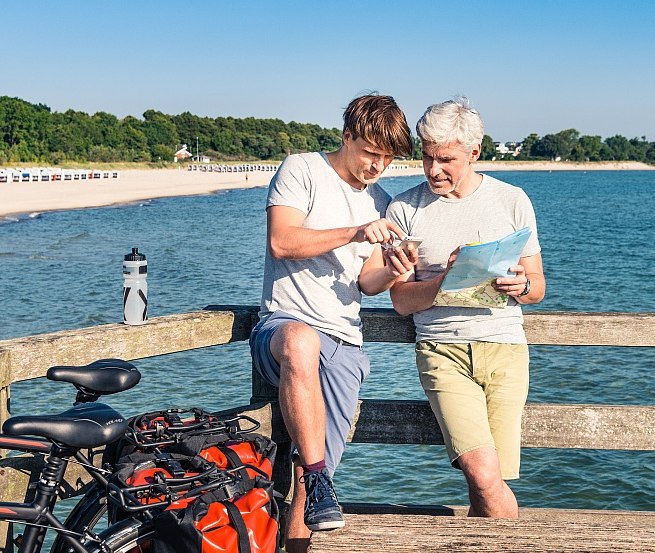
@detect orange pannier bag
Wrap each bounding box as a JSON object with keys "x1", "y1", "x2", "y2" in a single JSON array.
[
  {"x1": 152, "y1": 476, "x2": 279, "y2": 553},
  {"x1": 105, "y1": 408, "x2": 276, "y2": 483},
  {"x1": 166, "y1": 431, "x2": 276, "y2": 482}
]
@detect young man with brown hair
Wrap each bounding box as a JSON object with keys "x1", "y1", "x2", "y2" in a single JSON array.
[{"x1": 250, "y1": 94, "x2": 415, "y2": 549}]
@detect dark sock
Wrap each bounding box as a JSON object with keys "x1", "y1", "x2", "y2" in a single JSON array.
[{"x1": 302, "y1": 460, "x2": 326, "y2": 474}]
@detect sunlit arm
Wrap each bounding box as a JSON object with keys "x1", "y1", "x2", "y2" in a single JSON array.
[
  {"x1": 494, "y1": 253, "x2": 546, "y2": 305},
  {"x1": 358, "y1": 246, "x2": 417, "y2": 296},
  {"x1": 516, "y1": 253, "x2": 546, "y2": 304},
  {"x1": 268, "y1": 206, "x2": 409, "y2": 260},
  {"x1": 389, "y1": 272, "x2": 446, "y2": 316},
  {"x1": 267, "y1": 205, "x2": 359, "y2": 259}
]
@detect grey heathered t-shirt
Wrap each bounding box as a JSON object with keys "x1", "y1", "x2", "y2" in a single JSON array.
[
  {"x1": 386, "y1": 174, "x2": 541, "y2": 344},
  {"x1": 259, "y1": 152, "x2": 391, "y2": 346}
]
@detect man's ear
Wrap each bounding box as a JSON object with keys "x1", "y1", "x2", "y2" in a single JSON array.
[
  {"x1": 342, "y1": 129, "x2": 352, "y2": 145},
  {"x1": 470, "y1": 144, "x2": 482, "y2": 162}
]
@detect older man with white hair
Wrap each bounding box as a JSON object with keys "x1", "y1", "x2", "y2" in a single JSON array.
[{"x1": 387, "y1": 96, "x2": 546, "y2": 518}]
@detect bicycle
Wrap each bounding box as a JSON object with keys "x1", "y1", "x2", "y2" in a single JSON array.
[
  {"x1": 0, "y1": 358, "x2": 159, "y2": 553},
  {"x1": 1, "y1": 359, "x2": 278, "y2": 553}
]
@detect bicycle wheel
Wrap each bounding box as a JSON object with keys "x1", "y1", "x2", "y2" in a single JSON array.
[
  {"x1": 85, "y1": 519, "x2": 154, "y2": 553},
  {"x1": 50, "y1": 483, "x2": 108, "y2": 553}
]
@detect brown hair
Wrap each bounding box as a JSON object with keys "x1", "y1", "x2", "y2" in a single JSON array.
[{"x1": 342, "y1": 94, "x2": 413, "y2": 158}]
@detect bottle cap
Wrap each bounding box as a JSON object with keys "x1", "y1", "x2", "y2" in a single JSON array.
[{"x1": 124, "y1": 247, "x2": 146, "y2": 261}]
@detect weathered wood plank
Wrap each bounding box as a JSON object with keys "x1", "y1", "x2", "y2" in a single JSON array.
[
  {"x1": 308, "y1": 511, "x2": 655, "y2": 552},
  {"x1": 0, "y1": 350, "x2": 10, "y2": 432},
  {"x1": 210, "y1": 399, "x2": 655, "y2": 451},
  {"x1": 521, "y1": 403, "x2": 655, "y2": 449},
  {"x1": 341, "y1": 503, "x2": 655, "y2": 521},
  {"x1": 2, "y1": 309, "x2": 654, "y2": 387},
  {"x1": 348, "y1": 400, "x2": 655, "y2": 450},
  {"x1": 523, "y1": 311, "x2": 655, "y2": 346},
  {"x1": 359, "y1": 308, "x2": 655, "y2": 346},
  {"x1": 0, "y1": 308, "x2": 257, "y2": 384},
  {"x1": 0, "y1": 452, "x2": 95, "y2": 503}
]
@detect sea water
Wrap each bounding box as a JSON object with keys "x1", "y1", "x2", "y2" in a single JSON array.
[{"x1": 1, "y1": 171, "x2": 654, "y2": 512}]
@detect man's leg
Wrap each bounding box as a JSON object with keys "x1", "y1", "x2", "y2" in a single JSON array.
[
  {"x1": 268, "y1": 321, "x2": 346, "y2": 539},
  {"x1": 251, "y1": 315, "x2": 366, "y2": 546},
  {"x1": 250, "y1": 316, "x2": 325, "y2": 546},
  {"x1": 270, "y1": 321, "x2": 325, "y2": 466},
  {"x1": 459, "y1": 343, "x2": 529, "y2": 518},
  {"x1": 456, "y1": 446, "x2": 519, "y2": 518},
  {"x1": 284, "y1": 463, "x2": 310, "y2": 553}
]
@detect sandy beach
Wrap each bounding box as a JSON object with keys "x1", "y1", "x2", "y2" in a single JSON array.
[{"x1": 0, "y1": 161, "x2": 652, "y2": 220}]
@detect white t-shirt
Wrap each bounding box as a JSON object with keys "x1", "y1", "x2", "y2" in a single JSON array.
[
  {"x1": 259, "y1": 152, "x2": 391, "y2": 345},
  {"x1": 386, "y1": 174, "x2": 541, "y2": 344}
]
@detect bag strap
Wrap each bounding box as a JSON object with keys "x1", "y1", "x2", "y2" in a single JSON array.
[
  {"x1": 173, "y1": 435, "x2": 261, "y2": 481},
  {"x1": 192, "y1": 481, "x2": 260, "y2": 553},
  {"x1": 175, "y1": 432, "x2": 233, "y2": 454},
  {"x1": 223, "y1": 500, "x2": 252, "y2": 553}
]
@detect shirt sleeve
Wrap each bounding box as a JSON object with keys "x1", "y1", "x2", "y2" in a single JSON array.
[
  {"x1": 386, "y1": 198, "x2": 411, "y2": 237},
  {"x1": 516, "y1": 190, "x2": 541, "y2": 257},
  {"x1": 266, "y1": 155, "x2": 313, "y2": 214}
]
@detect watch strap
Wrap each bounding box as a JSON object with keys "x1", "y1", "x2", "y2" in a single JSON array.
[{"x1": 519, "y1": 278, "x2": 531, "y2": 297}]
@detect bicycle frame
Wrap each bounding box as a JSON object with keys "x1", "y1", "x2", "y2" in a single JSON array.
[{"x1": 0, "y1": 434, "x2": 110, "y2": 553}]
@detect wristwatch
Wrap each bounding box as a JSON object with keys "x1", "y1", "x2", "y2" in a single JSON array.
[{"x1": 518, "y1": 278, "x2": 531, "y2": 297}]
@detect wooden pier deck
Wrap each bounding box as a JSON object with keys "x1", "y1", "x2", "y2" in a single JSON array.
[
  {"x1": 1, "y1": 307, "x2": 655, "y2": 551},
  {"x1": 309, "y1": 508, "x2": 655, "y2": 552}
]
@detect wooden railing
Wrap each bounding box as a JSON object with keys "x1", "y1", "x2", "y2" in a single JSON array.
[{"x1": 1, "y1": 307, "x2": 655, "y2": 550}]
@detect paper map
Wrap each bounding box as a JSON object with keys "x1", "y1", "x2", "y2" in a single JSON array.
[{"x1": 433, "y1": 227, "x2": 532, "y2": 309}]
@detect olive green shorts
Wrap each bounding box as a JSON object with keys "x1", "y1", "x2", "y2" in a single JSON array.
[{"x1": 416, "y1": 341, "x2": 529, "y2": 480}]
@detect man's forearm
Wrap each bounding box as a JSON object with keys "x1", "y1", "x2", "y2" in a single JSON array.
[
  {"x1": 390, "y1": 275, "x2": 445, "y2": 316},
  {"x1": 516, "y1": 273, "x2": 546, "y2": 304},
  {"x1": 269, "y1": 226, "x2": 358, "y2": 260},
  {"x1": 359, "y1": 267, "x2": 398, "y2": 296}
]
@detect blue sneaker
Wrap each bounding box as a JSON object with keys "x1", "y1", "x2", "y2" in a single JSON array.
[{"x1": 302, "y1": 469, "x2": 345, "y2": 531}]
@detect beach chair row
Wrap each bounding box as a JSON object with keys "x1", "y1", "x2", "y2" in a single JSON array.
[
  {"x1": 0, "y1": 168, "x2": 120, "y2": 183},
  {"x1": 187, "y1": 163, "x2": 280, "y2": 173}
]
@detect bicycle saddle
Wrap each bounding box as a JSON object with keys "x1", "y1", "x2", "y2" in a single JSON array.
[
  {"x1": 2, "y1": 402, "x2": 128, "y2": 449},
  {"x1": 47, "y1": 359, "x2": 141, "y2": 396}
]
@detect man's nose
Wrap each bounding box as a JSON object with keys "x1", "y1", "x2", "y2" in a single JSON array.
[
  {"x1": 371, "y1": 155, "x2": 385, "y2": 170},
  {"x1": 428, "y1": 158, "x2": 442, "y2": 176}
]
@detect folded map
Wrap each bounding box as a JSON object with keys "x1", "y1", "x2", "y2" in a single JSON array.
[{"x1": 433, "y1": 227, "x2": 532, "y2": 308}]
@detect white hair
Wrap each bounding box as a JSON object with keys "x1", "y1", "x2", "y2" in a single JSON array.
[{"x1": 416, "y1": 96, "x2": 484, "y2": 151}]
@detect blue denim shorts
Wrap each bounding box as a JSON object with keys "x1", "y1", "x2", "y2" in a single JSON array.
[{"x1": 249, "y1": 310, "x2": 370, "y2": 475}]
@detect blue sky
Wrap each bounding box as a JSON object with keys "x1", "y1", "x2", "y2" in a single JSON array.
[{"x1": 2, "y1": 0, "x2": 654, "y2": 142}]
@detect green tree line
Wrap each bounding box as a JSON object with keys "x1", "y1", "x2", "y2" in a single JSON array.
[
  {"x1": 0, "y1": 96, "x2": 343, "y2": 164},
  {"x1": 1, "y1": 96, "x2": 653, "y2": 165},
  {"x1": 479, "y1": 129, "x2": 655, "y2": 163}
]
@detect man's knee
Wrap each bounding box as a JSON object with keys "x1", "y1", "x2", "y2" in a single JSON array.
[
  {"x1": 457, "y1": 447, "x2": 504, "y2": 493},
  {"x1": 270, "y1": 322, "x2": 321, "y2": 374}
]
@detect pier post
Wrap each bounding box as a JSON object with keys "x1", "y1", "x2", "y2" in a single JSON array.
[
  {"x1": 251, "y1": 362, "x2": 294, "y2": 531},
  {"x1": 0, "y1": 349, "x2": 10, "y2": 436}
]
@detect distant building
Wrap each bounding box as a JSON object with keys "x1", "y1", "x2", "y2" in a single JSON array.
[
  {"x1": 174, "y1": 145, "x2": 192, "y2": 162},
  {"x1": 192, "y1": 154, "x2": 211, "y2": 163},
  {"x1": 494, "y1": 141, "x2": 523, "y2": 157}
]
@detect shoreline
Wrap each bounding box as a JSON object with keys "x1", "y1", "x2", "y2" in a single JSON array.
[{"x1": 1, "y1": 161, "x2": 652, "y2": 220}]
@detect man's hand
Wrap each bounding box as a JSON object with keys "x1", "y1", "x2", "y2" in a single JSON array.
[
  {"x1": 358, "y1": 220, "x2": 418, "y2": 296},
  {"x1": 354, "y1": 218, "x2": 406, "y2": 246},
  {"x1": 494, "y1": 264, "x2": 528, "y2": 297},
  {"x1": 382, "y1": 243, "x2": 418, "y2": 277}
]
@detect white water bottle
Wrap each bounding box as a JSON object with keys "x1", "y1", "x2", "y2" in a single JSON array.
[{"x1": 123, "y1": 248, "x2": 148, "y2": 325}]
